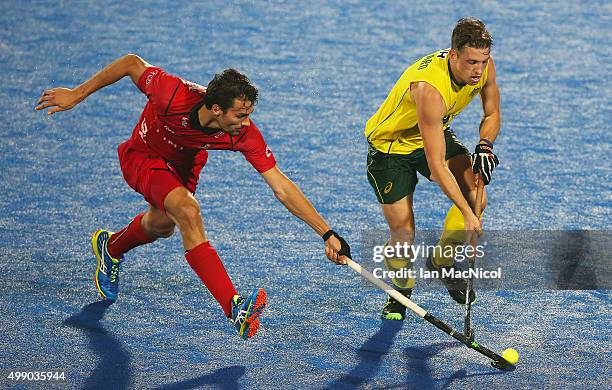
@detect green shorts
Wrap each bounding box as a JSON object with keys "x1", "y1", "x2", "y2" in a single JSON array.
[{"x1": 366, "y1": 128, "x2": 470, "y2": 204}]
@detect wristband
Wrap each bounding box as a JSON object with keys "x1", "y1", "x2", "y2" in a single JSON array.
[
  {"x1": 479, "y1": 138, "x2": 493, "y2": 148},
  {"x1": 322, "y1": 229, "x2": 336, "y2": 242}
]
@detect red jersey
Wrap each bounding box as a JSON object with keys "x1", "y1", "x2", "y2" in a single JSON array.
[{"x1": 122, "y1": 66, "x2": 276, "y2": 179}]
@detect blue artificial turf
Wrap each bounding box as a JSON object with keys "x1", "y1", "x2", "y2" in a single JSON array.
[{"x1": 0, "y1": 1, "x2": 610, "y2": 388}]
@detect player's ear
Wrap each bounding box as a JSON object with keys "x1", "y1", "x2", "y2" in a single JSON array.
[{"x1": 211, "y1": 104, "x2": 223, "y2": 116}]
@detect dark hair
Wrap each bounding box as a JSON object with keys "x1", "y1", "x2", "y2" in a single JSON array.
[
  {"x1": 204, "y1": 68, "x2": 258, "y2": 111},
  {"x1": 451, "y1": 17, "x2": 493, "y2": 51}
]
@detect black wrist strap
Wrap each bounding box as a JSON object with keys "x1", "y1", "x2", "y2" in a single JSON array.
[
  {"x1": 479, "y1": 138, "x2": 493, "y2": 148},
  {"x1": 322, "y1": 229, "x2": 336, "y2": 241}
]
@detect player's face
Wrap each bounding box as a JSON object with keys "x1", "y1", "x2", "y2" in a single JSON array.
[
  {"x1": 451, "y1": 46, "x2": 490, "y2": 86},
  {"x1": 218, "y1": 99, "x2": 254, "y2": 135}
]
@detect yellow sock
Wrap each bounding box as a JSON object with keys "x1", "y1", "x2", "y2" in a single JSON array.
[
  {"x1": 433, "y1": 205, "x2": 467, "y2": 267},
  {"x1": 383, "y1": 242, "x2": 415, "y2": 289},
  {"x1": 433, "y1": 204, "x2": 485, "y2": 267}
]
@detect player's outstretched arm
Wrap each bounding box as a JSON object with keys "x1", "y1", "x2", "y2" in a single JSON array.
[
  {"x1": 260, "y1": 165, "x2": 351, "y2": 264},
  {"x1": 35, "y1": 54, "x2": 151, "y2": 116}
]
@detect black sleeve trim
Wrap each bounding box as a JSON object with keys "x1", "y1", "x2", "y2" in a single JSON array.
[{"x1": 164, "y1": 81, "x2": 182, "y2": 115}]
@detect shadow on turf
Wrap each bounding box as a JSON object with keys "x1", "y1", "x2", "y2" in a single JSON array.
[
  {"x1": 153, "y1": 365, "x2": 246, "y2": 390},
  {"x1": 552, "y1": 231, "x2": 599, "y2": 289},
  {"x1": 404, "y1": 342, "x2": 512, "y2": 390},
  {"x1": 63, "y1": 300, "x2": 132, "y2": 389},
  {"x1": 328, "y1": 328, "x2": 512, "y2": 390},
  {"x1": 438, "y1": 365, "x2": 513, "y2": 389},
  {"x1": 361, "y1": 341, "x2": 509, "y2": 390},
  {"x1": 325, "y1": 320, "x2": 404, "y2": 389}
]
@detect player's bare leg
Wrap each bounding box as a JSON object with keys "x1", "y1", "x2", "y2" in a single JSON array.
[
  {"x1": 162, "y1": 187, "x2": 207, "y2": 250},
  {"x1": 379, "y1": 195, "x2": 416, "y2": 320}
]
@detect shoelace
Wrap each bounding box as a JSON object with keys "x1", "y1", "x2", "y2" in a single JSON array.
[
  {"x1": 99, "y1": 251, "x2": 108, "y2": 274},
  {"x1": 384, "y1": 296, "x2": 396, "y2": 306},
  {"x1": 234, "y1": 309, "x2": 248, "y2": 325},
  {"x1": 231, "y1": 297, "x2": 248, "y2": 324},
  {"x1": 109, "y1": 262, "x2": 121, "y2": 283}
]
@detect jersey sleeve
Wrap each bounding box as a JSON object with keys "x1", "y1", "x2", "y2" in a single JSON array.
[
  {"x1": 136, "y1": 66, "x2": 183, "y2": 115},
  {"x1": 238, "y1": 121, "x2": 277, "y2": 173}
]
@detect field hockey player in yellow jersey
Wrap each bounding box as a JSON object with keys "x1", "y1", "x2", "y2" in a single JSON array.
[{"x1": 365, "y1": 18, "x2": 501, "y2": 320}]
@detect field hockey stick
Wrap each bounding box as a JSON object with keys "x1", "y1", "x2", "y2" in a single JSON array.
[
  {"x1": 464, "y1": 174, "x2": 485, "y2": 341},
  {"x1": 345, "y1": 257, "x2": 512, "y2": 369}
]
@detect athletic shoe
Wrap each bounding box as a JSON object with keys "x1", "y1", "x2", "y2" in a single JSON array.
[
  {"x1": 426, "y1": 253, "x2": 476, "y2": 304},
  {"x1": 230, "y1": 288, "x2": 267, "y2": 339},
  {"x1": 92, "y1": 230, "x2": 123, "y2": 302},
  {"x1": 381, "y1": 288, "x2": 412, "y2": 321}
]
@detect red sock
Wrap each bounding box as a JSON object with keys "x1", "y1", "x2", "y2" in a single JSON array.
[
  {"x1": 107, "y1": 213, "x2": 156, "y2": 259},
  {"x1": 185, "y1": 242, "x2": 238, "y2": 317}
]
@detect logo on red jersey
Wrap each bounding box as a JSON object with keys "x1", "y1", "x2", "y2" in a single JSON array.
[
  {"x1": 145, "y1": 70, "x2": 158, "y2": 86},
  {"x1": 265, "y1": 146, "x2": 272, "y2": 158},
  {"x1": 181, "y1": 117, "x2": 188, "y2": 127}
]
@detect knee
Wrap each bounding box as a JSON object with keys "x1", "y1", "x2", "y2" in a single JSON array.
[{"x1": 169, "y1": 201, "x2": 202, "y2": 231}]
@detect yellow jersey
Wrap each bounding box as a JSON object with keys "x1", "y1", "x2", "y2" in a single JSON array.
[{"x1": 365, "y1": 48, "x2": 488, "y2": 154}]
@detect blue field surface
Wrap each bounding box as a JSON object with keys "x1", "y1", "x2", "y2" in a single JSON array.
[{"x1": 0, "y1": 1, "x2": 610, "y2": 389}]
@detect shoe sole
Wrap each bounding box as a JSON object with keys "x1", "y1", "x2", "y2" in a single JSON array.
[
  {"x1": 92, "y1": 230, "x2": 115, "y2": 302},
  {"x1": 381, "y1": 312, "x2": 405, "y2": 321},
  {"x1": 381, "y1": 293, "x2": 410, "y2": 321},
  {"x1": 241, "y1": 288, "x2": 267, "y2": 339},
  {"x1": 246, "y1": 318, "x2": 260, "y2": 338}
]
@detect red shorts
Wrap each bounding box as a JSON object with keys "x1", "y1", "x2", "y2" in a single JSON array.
[{"x1": 117, "y1": 141, "x2": 207, "y2": 213}]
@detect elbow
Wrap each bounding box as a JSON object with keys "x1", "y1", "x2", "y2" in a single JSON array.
[
  {"x1": 482, "y1": 110, "x2": 502, "y2": 128},
  {"x1": 267, "y1": 170, "x2": 293, "y2": 204},
  {"x1": 273, "y1": 188, "x2": 288, "y2": 203},
  {"x1": 430, "y1": 165, "x2": 445, "y2": 176},
  {"x1": 491, "y1": 110, "x2": 502, "y2": 127},
  {"x1": 122, "y1": 54, "x2": 147, "y2": 83},
  {"x1": 123, "y1": 53, "x2": 143, "y2": 70},
  {"x1": 424, "y1": 150, "x2": 445, "y2": 172},
  {"x1": 427, "y1": 159, "x2": 446, "y2": 182},
  {"x1": 124, "y1": 53, "x2": 140, "y2": 62}
]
